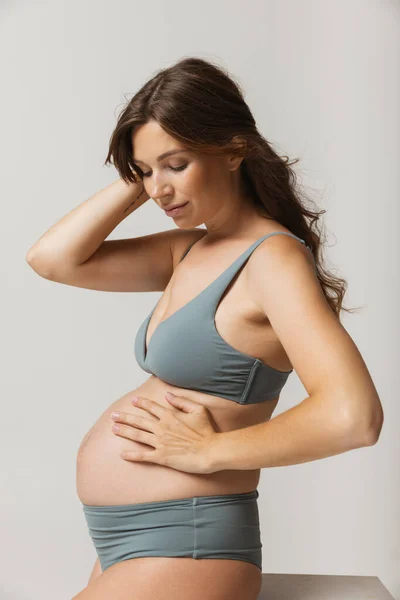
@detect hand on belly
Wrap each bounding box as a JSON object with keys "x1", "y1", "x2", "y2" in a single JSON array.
[
  {"x1": 75, "y1": 379, "x2": 261, "y2": 506},
  {"x1": 108, "y1": 391, "x2": 218, "y2": 476}
]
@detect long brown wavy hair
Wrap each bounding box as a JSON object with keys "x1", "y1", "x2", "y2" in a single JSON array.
[{"x1": 104, "y1": 56, "x2": 360, "y2": 320}]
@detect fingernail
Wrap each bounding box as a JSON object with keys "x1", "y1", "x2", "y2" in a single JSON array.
[
  {"x1": 111, "y1": 412, "x2": 120, "y2": 419},
  {"x1": 165, "y1": 392, "x2": 175, "y2": 399}
]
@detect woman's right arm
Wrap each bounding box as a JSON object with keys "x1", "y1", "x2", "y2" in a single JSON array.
[{"x1": 25, "y1": 177, "x2": 187, "y2": 292}]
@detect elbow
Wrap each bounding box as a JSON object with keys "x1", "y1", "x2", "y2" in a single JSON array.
[
  {"x1": 26, "y1": 248, "x2": 37, "y2": 266},
  {"x1": 364, "y1": 407, "x2": 384, "y2": 446},
  {"x1": 348, "y1": 401, "x2": 384, "y2": 447},
  {"x1": 26, "y1": 249, "x2": 55, "y2": 280}
]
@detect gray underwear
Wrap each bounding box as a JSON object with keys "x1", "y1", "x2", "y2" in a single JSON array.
[{"x1": 82, "y1": 489, "x2": 262, "y2": 572}]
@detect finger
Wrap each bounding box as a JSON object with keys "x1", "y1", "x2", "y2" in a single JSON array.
[
  {"x1": 133, "y1": 406, "x2": 158, "y2": 420},
  {"x1": 133, "y1": 396, "x2": 168, "y2": 419},
  {"x1": 165, "y1": 393, "x2": 204, "y2": 414},
  {"x1": 120, "y1": 449, "x2": 160, "y2": 464},
  {"x1": 114, "y1": 412, "x2": 156, "y2": 434},
  {"x1": 113, "y1": 423, "x2": 158, "y2": 447},
  {"x1": 111, "y1": 409, "x2": 157, "y2": 425},
  {"x1": 119, "y1": 407, "x2": 159, "y2": 422}
]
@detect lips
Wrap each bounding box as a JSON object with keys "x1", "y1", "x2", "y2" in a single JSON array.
[{"x1": 164, "y1": 202, "x2": 188, "y2": 211}]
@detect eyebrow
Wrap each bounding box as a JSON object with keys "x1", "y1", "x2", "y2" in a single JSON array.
[{"x1": 132, "y1": 149, "x2": 187, "y2": 165}]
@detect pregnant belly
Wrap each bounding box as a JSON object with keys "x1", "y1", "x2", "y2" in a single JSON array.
[{"x1": 76, "y1": 377, "x2": 263, "y2": 506}]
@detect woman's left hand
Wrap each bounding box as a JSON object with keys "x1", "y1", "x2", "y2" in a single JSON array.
[{"x1": 110, "y1": 393, "x2": 219, "y2": 474}]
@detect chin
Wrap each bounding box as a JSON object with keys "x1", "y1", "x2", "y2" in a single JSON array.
[
  {"x1": 176, "y1": 223, "x2": 195, "y2": 229},
  {"x1": 176, "y1": 218, "x2": 203, "y2": 229}
]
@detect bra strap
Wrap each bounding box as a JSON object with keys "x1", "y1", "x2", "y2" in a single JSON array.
[{"x1": 207, "y1": 231, "x2": 312, "y2": 311}]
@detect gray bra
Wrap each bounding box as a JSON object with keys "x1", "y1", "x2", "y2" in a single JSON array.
[{"x1": 134, "y1": 232, "x2": 311, "y2": 404}]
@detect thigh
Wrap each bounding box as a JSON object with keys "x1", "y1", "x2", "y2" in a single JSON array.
[
  {"x1": 87, "y1": 558, "x2": 102, "y2": 584},
  {"x1": 72, "y1": 556, "x2": 262, "y2": 600}
]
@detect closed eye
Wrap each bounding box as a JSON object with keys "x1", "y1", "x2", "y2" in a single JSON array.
[{"x1": 142, "y1": 164, "x2": 187, "y2": 178}]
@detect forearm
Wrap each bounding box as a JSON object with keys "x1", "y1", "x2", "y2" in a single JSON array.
[
  {"x1": 207, "y1": 393, "x2": 371, "y2": 472},
  {"x1": 26, "y1": 177, "x2": 149, "y2": 269}
]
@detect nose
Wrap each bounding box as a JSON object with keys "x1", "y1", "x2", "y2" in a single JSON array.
[{"x1": 147, "y1": 173, "x2": 172, "y2": 202}]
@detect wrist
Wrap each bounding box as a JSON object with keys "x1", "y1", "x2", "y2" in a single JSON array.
[{"x1": 204, "y1": 432, "x2": 226, "y2": 474}]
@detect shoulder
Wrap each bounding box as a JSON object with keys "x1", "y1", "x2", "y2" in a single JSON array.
[
  {"x1": 170, "y1": 227, "x2": 208, "y2": 267},
  {"x1": 247, "y1": 231, "x2": 318, "y2": 312},
  {"x1": 249, "y1": 230, "x2": 315, "y2": 275}
]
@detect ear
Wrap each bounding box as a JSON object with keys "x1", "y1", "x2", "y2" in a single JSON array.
[{"x1": 228, "y1": 136, "x2": 247, "y2": 172}]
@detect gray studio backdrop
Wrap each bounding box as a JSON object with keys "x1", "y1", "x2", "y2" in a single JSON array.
[{"x1": 1, "y1": 0, "x2": 399, "y2": 598}]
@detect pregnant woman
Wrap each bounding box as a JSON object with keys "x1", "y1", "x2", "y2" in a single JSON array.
[{"x1": 27, "y1": 57, "x2": 383, "y2": 600}]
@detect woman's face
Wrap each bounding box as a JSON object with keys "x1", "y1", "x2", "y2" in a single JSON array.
[{"x1": 131, "y1": 120, "x2": 244, "y2": 229}]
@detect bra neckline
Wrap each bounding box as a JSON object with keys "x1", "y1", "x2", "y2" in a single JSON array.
[{"x1": 142, "y1": 231, "x2": 304, "y2": 371}]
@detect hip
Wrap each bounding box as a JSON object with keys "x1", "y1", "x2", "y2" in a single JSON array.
[{"x1": 82, "y1": 488, "x2": 263, "y2": 573}]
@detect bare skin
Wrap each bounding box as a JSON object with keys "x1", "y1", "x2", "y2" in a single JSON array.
[
  {"x1": 70, "y1": 121, "x2": 304, "y2": 598},
  {"x1": 75, "y1": 556, "x2": 262, "y2": 600},
  {"x1": 74, "y1": 224, "x2": 291, "y2": 598},
  {"x1": 87, "y1": 558, "x2": 102, "y2": 584},
  {"x1": 26, "y1": 120, "x2": 380, "y2": 598}
]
